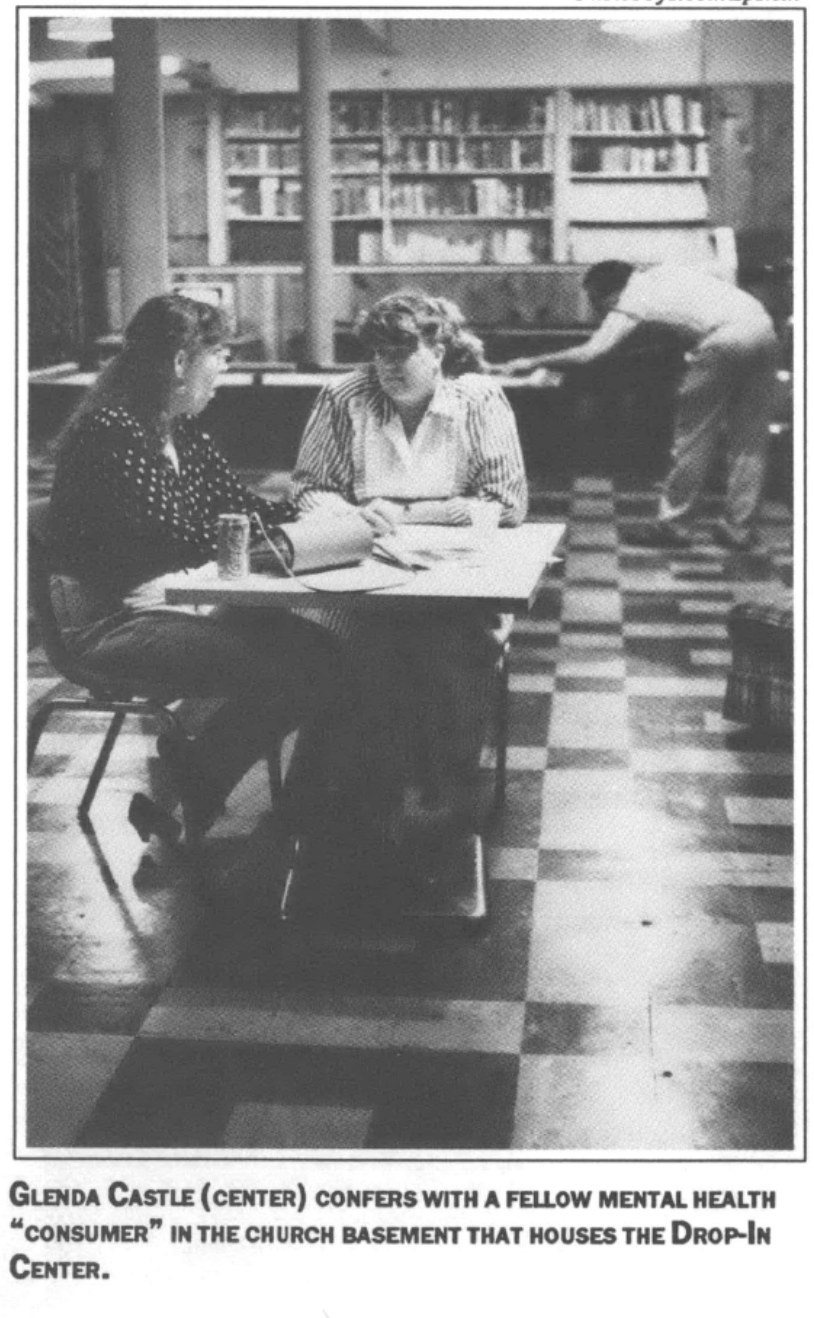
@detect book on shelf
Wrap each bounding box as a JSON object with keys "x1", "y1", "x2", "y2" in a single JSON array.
[
  {"x1": 332, "y1": 180, "x2": 382, "y2": 218},
  {"x1": 393, "y1": 137, "x2": 551, "y2": 172},
  {"x1": 258, "y1": 177, "x2": 279, "y2": 217},
  {"x1": 227, "y1": 142, "x2": 264, "y2": 171},
  {"x1": 226, "y1": 100, "x2": 299, "y2": 137},
  {"x1": 387, "y1": 224, "x2": 546, "y2": 265},
  {"x1": 227, "y1": 181, "x2": 260, "y2": 219},
  {"x1": 279, "y1": 142, "x2": 301, "y2": 172},
  {"x1": 253, "y1": 177, "x2": 302, "y2": 218},
  {"x1": 390, "y1": 92, "x2": 554, "y2": 135},
  {"x1": 390, "y1": 177, "x2": 550, "y2": 219},
  {"x1": 331, "y1": 97, "x2": 382, "y2": 136},
  {"x1": 572, "y1": 140, "x2": 708, "y2": 175},
  {"x1": 488, "y1": 228, "x2": 537, "y2": 264},
  {"x1": 389, "y1": 228, "x2": 485, "y2": 264},
  {"x1": 332, "y1": 141, "x2": 380, "y2": 173},
  {"x1": 573, "y1": 94, "x2": 706, "y2": 136},
  {"x1": 358, "y1": 231, "x2": 384, "y2": 264}
]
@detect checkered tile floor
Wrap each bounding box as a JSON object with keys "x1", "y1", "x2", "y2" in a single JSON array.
[{"x1": 26, "y1": 475, "x2": 795, "y2": 1152}]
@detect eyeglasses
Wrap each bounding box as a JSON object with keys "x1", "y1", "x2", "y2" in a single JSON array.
[{"x1": 372, "y1": 343, "x2": 418, "y2": 366}]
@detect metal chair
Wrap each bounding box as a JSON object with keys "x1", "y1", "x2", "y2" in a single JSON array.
[{"x1": 27, "y1": 498, "x2": 282, "y2": 841}]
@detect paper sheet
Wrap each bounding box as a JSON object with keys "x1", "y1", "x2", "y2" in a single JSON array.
[{"x1": 296, "y1": 561, "x2": 413, "y2": 592}]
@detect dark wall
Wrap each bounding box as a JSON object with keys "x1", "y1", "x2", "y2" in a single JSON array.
[{"x1": 30, "y1": 351, "x2": 680, "y2": 482}]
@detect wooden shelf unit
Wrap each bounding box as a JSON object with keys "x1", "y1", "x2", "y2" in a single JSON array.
[{"x1": 220, "y1": 86, "x2": 711, "y2": 268}]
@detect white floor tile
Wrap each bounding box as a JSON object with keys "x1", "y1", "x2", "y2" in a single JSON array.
[
  {"x1": 143, "y1": 991, "x2": 526, "y2": 1054},
  {"x1": 756, "y1": 922, "x2": 793, "y2": 964},
  {"x1": 513, "y1": 1055, "x2": 664, "y2": 1150},
  {"x1": 627, "y1": 677, "x2": 727, "y2": 696},
  {"x1": 486, "y1": 847, "x2": 539, "y2": 882},
  {"x1": 651, "y1": 1005, "x2": 793, "y2": 1064},
  {"x1": 548, "y1": 692, "x2": 628, "y2": 749}
]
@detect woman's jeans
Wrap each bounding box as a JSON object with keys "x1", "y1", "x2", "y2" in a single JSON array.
[{"x1": 76, "y1": 605, "x2": 341, "y2": 810}]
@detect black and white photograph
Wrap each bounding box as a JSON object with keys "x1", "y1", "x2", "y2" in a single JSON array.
[{"x1": 18, "y1": 4, "x2": 803, "y2": 1170}]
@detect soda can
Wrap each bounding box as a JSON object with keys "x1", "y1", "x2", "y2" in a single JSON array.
[{"x1": 217, "y1": 513, "x2": 251, "y2": 579}]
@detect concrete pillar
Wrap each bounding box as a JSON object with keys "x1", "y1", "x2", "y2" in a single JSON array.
[
  {"x1": 298, "y1": 20, "x2": 334, "y2": 366},
  {"x1": 112, "y1": 19, "x2": 169, "y2": 323}
]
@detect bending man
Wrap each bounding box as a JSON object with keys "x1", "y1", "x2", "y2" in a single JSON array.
[{"x1": 504, "y1": 261, "x2": 779, "y2": 549}]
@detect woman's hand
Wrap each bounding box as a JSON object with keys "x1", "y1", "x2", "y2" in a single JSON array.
[
  {"x1": 403, "y1": 498, "x2": 473, "y2": 526},
  {"x1": 441, "y1": 497, "x2": 472, "y2": 526},
  {"x1": 359, "y1": 498, "x2": 403, "y2": 536},
  {"x1": 528, "y1": 367, "x2": 564, "y2": 388}
]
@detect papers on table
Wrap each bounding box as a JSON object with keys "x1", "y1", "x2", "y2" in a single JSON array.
[{"x1": 297, "y1": 561, "x2": 413, "y2": 593}]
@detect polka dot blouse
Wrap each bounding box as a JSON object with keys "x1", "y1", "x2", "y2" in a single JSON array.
[{"x1": 49, "y1": 406, "x2": 294, "y2": 591}]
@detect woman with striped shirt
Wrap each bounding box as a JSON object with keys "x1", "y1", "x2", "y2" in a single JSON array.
[{"x1": 291, "y1": 291, "x2": 527, "y2": 871}]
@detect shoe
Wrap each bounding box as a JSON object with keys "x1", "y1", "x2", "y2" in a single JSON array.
[
  {"x1": 711, "y1": 523, "x2": 756, "y2": 551},
  {"x1": 621, "y1": 521, "x2": 697, "y2": 549},
  {"x1": 156, "y1": 731, "x2": 223, "y2": 835},
  {"x1": 128, "y1": 793, "x2": 182, "y2": 846}
]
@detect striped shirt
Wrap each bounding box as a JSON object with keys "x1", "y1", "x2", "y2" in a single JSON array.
[{"x1": 292, "y1": 367, "x2": 528, "y2": 525}]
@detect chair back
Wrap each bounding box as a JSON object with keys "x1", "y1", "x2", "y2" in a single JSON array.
[{"x1": 28, "y1": 497, "x2": 120, "y2": 692}]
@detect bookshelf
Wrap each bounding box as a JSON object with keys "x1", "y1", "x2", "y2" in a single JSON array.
[
  {"x1": 222, "y1": 87, "x2": 710, "y2": 269},
  {"x1": 567, "y1": 91, "x2": 710, "y2": 265}
]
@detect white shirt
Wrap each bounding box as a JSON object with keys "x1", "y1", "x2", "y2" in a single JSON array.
[
  {"x1": 615, "y1": 265, "x2": 774, "y2": 343},
  {"x1": 293, "y1": 367, "x2": 528, "y2": 524}
]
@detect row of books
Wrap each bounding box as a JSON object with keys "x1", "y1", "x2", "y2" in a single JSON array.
[
  {"x1": 573, "y1": 95, "x2": 706, "y2": 135},
  {"x1": 228, "y1": 136, "x2": 554, "y2": 176},
  {"x1": 225, "y1": 93, "x2": 706, "y2": 140},
  {"x1": 392, "y1": 136, "x2": 553, "y2": 173},
  {"x1": 333, "y1": 181, "x2": 383, "y2": 217},
  {"x1": 390, "y1": 93, "x2": 554, "y2": 135},
  {"x1": 227, "y1": 103, "x2": 300, "y2": 137},
  {"x1": 228, "y1": 179, "x2": 303, "y2": 219},
  {"x1": 389, "y1": 178, "x2": 551, "y2": 218},
  {"x1": 227, "y1": 141, "x2": 383, "y2": 174},
  {"x1": 225, "y1": 100, "x2": 382, "y2": 137},
  {"x1": 572, "y1": 140, "x2": 710, "y2": 175},
  {"x1": 228, "y1": 142, "x2": 301, "y2": 173},
  {"x1": 331, "y1": 98, "x2": 382, "y2": 136},
  {"x1": 228, "y1": 178, "x2": 384, "y2": 219},
  {"x1": 388, "y1": 226, "x2": 548, "y2": 265}
]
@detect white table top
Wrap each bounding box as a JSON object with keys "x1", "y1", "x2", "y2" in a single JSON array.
[{"x1": 165, "y1": 523, "x2": 565, "y2": 614}]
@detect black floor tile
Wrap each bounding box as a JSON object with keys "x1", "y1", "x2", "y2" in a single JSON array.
[
  {"x1": 508, "y1": 692, "x2": 551, "y2": 746},
  {"x1": 78, "y1": 1038, "x2": 520, "y2": 1151},
  {"x1": 28, "y1": 981, "x2": 163, "y2": 1036},
  {"x1": 485, "y1": 771, "x2": 544, "y2": 848},
  {"x1": 522, "y1": 1002, "x2": 648, "y2": 1055}
]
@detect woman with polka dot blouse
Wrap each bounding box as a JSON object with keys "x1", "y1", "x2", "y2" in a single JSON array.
[{"x1": 48, "y1": 294, "x2": 341, "y2": 839}]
